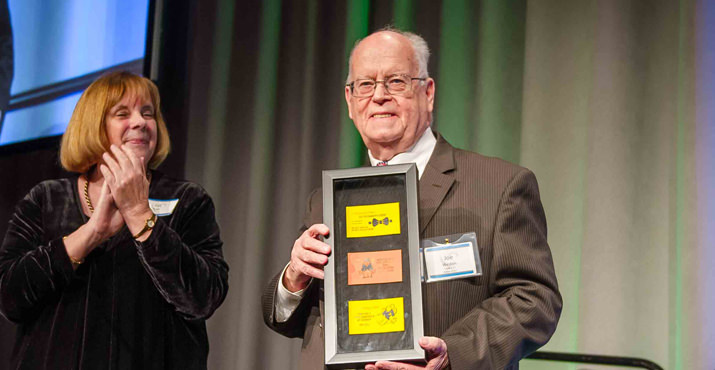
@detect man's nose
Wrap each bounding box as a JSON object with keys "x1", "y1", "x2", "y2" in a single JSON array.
[{"x1": 371, "y1": 82, "x2": 392, "y2": 103}]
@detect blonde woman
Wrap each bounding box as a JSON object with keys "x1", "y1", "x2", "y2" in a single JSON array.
[{"x1": 0, "y1": 71, "x2": 228, "y2": 369}]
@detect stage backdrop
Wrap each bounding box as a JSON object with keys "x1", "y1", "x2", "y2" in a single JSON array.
[{"x1": 179, "y1": 0, "x2": 714, "y2": 369}]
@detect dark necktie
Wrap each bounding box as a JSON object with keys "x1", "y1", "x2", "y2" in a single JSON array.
[{"x1": 376, "y1": 161, "x2": 388, "y2": 167}]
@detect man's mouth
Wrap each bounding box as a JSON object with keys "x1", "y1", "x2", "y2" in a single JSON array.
[{"x1": 372, "y1": 113, "x2": 395, "y2": 118}]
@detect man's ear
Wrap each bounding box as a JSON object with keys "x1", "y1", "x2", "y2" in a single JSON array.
[
  {"x1": 345, "y1": 86, "x2": 354, "y2": 119},
  {"x1": 425, "y1": 78, "x2": 435, "y2": 113}
]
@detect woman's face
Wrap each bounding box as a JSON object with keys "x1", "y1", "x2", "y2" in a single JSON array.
[{"x1": 104, "y1": 93, "x2": 157, "y2": 168}]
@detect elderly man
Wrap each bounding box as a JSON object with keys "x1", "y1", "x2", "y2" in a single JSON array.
[{"x1": 262, "y1": 29, "x2": 561, "y2": 370}]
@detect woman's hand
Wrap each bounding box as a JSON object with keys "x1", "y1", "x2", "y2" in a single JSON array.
[
  {"x1": 89, "y1": 180, "x2": 125, "y2": 239},
  {"x1": 64, "y1": 181, "x2": 124, "y2": 268},
  {"x1": 100, "y1": 145, "x2": 150, "y2": 215},
  {"x1": 100, "y1": 144, "x2": 154, "y2": 239}
]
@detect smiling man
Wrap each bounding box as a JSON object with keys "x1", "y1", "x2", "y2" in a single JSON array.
[
  {"x1": 345, "y1": 31, "x2": 434, "y2": 161},
  {"x1": 263, "y1": 29, "x2": 562, "y2": 370}
]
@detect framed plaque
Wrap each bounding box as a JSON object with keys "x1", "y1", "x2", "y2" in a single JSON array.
[{"x1": 322, "y1": 164, "x2": 424, "y2": 369}]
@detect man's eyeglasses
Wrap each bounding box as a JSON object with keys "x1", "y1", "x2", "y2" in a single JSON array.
[{"x1": 346, "y1": 74, "x2": 427, "y2": 98}]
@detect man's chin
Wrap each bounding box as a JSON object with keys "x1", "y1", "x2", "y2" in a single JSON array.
[{"x1": 363, "y1": 130, "x2": 404, "y2": 146}]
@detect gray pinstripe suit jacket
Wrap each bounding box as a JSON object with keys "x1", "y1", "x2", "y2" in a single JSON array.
[{"x1": 263, "y1": 134, "x2": 562, "y2": 369}]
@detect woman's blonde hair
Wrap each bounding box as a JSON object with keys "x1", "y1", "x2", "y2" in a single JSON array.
[{"x1": 60, "y1": 71, "x2": 171, "y2": 173}]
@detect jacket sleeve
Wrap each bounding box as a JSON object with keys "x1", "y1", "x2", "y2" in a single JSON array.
[
  {"x1": 441, "y1": 169, "x2": 562, "y2": 369},
  {"x1": 262, "y1": 270, "x2": 319, "y2": 338},
  {"x1": 135, "y1": 185, "x2": 229, "y2": 320},
  {"x1": 262, "y1": 188, "x2": 322, "y2": 337},
  {"x1": 0, "y1": 184, "x2": 76, "y2": 323}
]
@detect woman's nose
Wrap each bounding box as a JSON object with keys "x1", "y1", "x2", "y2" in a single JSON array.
[{"x1": 129, "y1": 111, "x2": 147, "y2": 128}]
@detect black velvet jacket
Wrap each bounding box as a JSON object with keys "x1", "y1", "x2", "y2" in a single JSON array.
[{"x1": 0, "y1": 172, "x2": 229, "y2": 369}]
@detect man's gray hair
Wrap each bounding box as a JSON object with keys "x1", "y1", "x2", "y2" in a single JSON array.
[{"x1": 346, "y1": 27, "x2": 431, "y2": 84}]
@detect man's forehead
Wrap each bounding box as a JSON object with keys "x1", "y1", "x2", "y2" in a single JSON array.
[
  {"x1": 355, "y1": 32, "x2": 411, "y2": 56},
  {"x1": 361, "y1": 31, "x2": 406, "y2": 45},
  {"x1": 351, "y1": 32, "x2": 416, "y2": 74}
]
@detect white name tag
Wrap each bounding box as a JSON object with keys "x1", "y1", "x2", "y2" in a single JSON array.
[
  {"x1": 148, "y1": 198, "x2": 179, "y2": 216},
  {"x1": 423, "y1": 241, "x2": 478, "y2": 282}
]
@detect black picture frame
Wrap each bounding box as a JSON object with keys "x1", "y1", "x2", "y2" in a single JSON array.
[{"x1": 322, "y1": 164, "x2": 424, "y2": 369}]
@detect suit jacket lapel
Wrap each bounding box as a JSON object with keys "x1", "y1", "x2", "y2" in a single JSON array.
[{"x1": 419, "y1": 132, "x2": 455, "y2": 233}]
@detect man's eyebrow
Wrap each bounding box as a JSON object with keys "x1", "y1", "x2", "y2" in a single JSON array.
[{"x1": 354, "y1": 72, "x2": 411, "y2": 79}]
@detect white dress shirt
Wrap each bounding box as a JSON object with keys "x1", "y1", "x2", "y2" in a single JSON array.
[{"x1": 367, "y1": 128, "x2": 436, "y2": 180}]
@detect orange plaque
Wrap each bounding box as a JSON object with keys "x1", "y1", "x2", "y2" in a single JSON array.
[{"x1": 347, "y1": 249, "x2": 403, "y2": 285}]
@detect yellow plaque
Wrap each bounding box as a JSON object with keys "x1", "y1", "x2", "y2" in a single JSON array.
[
  {"x1": 348, "y1": 297, "x2": 405, "y2": 335},
  {"x1": 345, "y1": 202, "x2": 401, "y2": 238}
]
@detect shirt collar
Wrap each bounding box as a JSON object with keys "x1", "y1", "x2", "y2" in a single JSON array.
[{"x1": 368, "y1": 128, "x2": 437, "y2": 179}]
